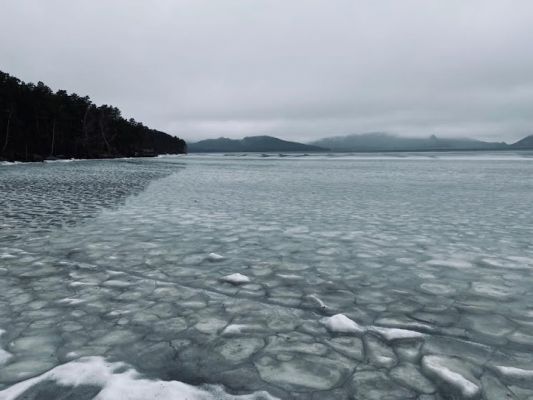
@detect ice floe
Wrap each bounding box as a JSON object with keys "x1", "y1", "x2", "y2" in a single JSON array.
[
  {"x1": 480, "y1": 374, "x2": 517, "y2": 400},
  {"x1": 0, "y1": 329, "x2": 12, "y2": 367},
  {"x1": 0, "y1": 348, "x2": 11, "y2": 367},
  {"x1": 321, "y1": 314, "x2": 365, "y2": 335},
  {"x1": 221, "y1": 324, "x2": 265, "y2": 336},
  {"x1": 421, "y1": 355, "x2": 480, "y2": 399},
  {"x1": 327, "y1": 336, "x2": 364, "y2": 361},
  {"x1": 351, "y1": 370, "x2": 416, "y2": 399},
  {"x1": 2, "y1": 152, "x2": 533, "y2": 399},
  {"x1": 390, "y1": 363, "x2": 436, "y2": 394},
  {"x1": 215, "y1": 338, "x2": 264, "y2": 363},
  {"x1": 195, "y1": 318, "x2": 227, "y2": 334},
  {"x1": 220, "y1": 273, "x2": 251, "y2": 284},
  {"x1": 366, "y1": 335, "x2": 397, "y2": 368},
  {"x1": 0, "y1": 359, "x2": 58, "y2": 383},
  {"x1": 369, "y1": 327, "x2": 425, "y2": 342},
  {"x1": 493, "y1": 365, "x2": 533, "y2": 384},
  {"x1": 207, "y1": 252, "x2": 225, "y2": 261},
  {"x1": 254, "y1": 353, "x2": 353, "y2": 391}
]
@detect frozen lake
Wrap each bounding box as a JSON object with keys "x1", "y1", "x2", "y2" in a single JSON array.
[{"x1": 1, "y1": 152, "x2": 533, "y2": 399}]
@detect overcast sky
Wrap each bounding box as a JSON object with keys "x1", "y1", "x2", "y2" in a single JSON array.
[{"x1": 2, "y1": 1, "x2": 533, "y2": 142}]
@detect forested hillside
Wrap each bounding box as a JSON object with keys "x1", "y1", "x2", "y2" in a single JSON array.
[{"x1": 0, "y1": 71, "x2": 186, "y2": 161}]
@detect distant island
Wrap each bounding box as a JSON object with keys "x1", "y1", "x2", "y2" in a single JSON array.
[
  {"x1": 188, "y1": 136, "x2": 327, "y2": 153},
  {"x1": 310, "y1": 132, "x2": 533, "y2": 152},
  {"x1": 0, "y1": 71, "x2": 186, "y2": 162},
  {"x1": 189, "y1": 132, "x2": 533, "y2": 153}
]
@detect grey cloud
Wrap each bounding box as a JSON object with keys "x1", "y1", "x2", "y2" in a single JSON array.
[{"x1": 2, "y1": 0, "x2": 533, "y2": 142}]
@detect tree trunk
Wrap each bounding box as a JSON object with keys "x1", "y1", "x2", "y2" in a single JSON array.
[
  {"x1": 99, "y1": 116, "x2": 112, "y2": 154},
  {"x1": 82, "y1": 105, "x2": 90, "y2": 154},
  {"x1": 1, "y1": 108, "x2": 13, "y2": 153},
  {"x1": 50, "y1": 118, "x2": 56, "y2": 157}
]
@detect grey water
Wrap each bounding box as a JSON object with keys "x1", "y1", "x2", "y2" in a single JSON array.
[{"x1": 1, "y1": 152, "x2": 533, "y2": 400}]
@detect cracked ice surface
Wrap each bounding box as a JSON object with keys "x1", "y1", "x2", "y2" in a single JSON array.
[{"x1": 1, "y1": 153, "x2": 533, "y2": 399}]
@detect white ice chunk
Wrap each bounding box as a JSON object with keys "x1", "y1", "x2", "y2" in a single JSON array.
[
  {"x1": 207, "y1": 253, "x2": 225, "y2": 261},
  {"x1": 57, "y1": 298, "x2": 87, "y2": 306},
  {"x1": 494, "y1": 365, "x2": 533, "y2": 380},
  {"x1": 106, "y1": 270, "x2": 126, "y2": 276},
  {"x1": 421, "y1": 355, "x2": 480, "y2": 399},
  {"x1": 374, "y1": 317, "x2": 435, "y2": 333},
  {"x1": 0, "y1": 356, "x2": 279, "y2": 400},
  {"x1": 307, "y1": 294, "x2": 327, "y2": 310},
  {"x1": 221, "y1": 273, "x2": 250, "y2": 284},
  {"x1": 369, "y1": 326, "x2": 425, "y2": 342},
  {"x1": 0, "y1": 347, "x2": 12, "y2": 366},
  {"x1": 69, "y1": 281, "x2": 95, "y2": 287},
  {"x1": 321, "y1": 314, "x2": 365, "y2": 335},
  {"x1": 221, "y1": 324, "x2": 263, "y2": 336},
  {"x1": 222, "y1": 324, "x2": 245, "y2": 335}
]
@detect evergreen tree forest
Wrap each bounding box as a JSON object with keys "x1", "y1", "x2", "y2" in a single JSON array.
[{"x1": 0, "y1": 71, "x2": 186, "y2": 162}]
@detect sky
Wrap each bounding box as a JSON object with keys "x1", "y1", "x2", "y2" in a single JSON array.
[{"x1": 1, "y1": 0, "x2": 533, "y2": 143}]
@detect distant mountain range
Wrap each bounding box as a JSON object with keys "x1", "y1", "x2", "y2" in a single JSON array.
[
  {"x1": 188, "y1": 135, "x2": 326, "y2": 152},
  {"x1": 510, "y1": 135, "x2": 533, "y2": 149},
  {"x1": 188, "y1": 133, "x2": 533, "y2": 153},
  {"x1": 310, "y1": 132, "x2": 518, "y2": 152}
]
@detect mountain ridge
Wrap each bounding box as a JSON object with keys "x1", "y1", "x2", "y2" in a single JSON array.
[
  {"x1": 309, "y1": 132, "x2": 514, "y2": 152},
  {"x1": 188, "y1": 135, "x2": 327, "y2": 152},
  {"x1": 510, "y1": 135, "x2": 533, "y2": 149},
  {"x1": 189, "y1": 133, "x2": 533, "y2": 153}
]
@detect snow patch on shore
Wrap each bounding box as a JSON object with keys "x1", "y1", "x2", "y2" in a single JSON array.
[{"x1": 0, "y1": 356, "x2": 279, "y2": 400}]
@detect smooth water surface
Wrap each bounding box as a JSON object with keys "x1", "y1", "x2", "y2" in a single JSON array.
[{"x1": 1, "y1": 152, "x2": 533, "y2": 399}]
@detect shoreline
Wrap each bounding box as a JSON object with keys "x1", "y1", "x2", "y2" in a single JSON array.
[{"x1": 0, "y1": 153, "x2": 187, "y2": 166}]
